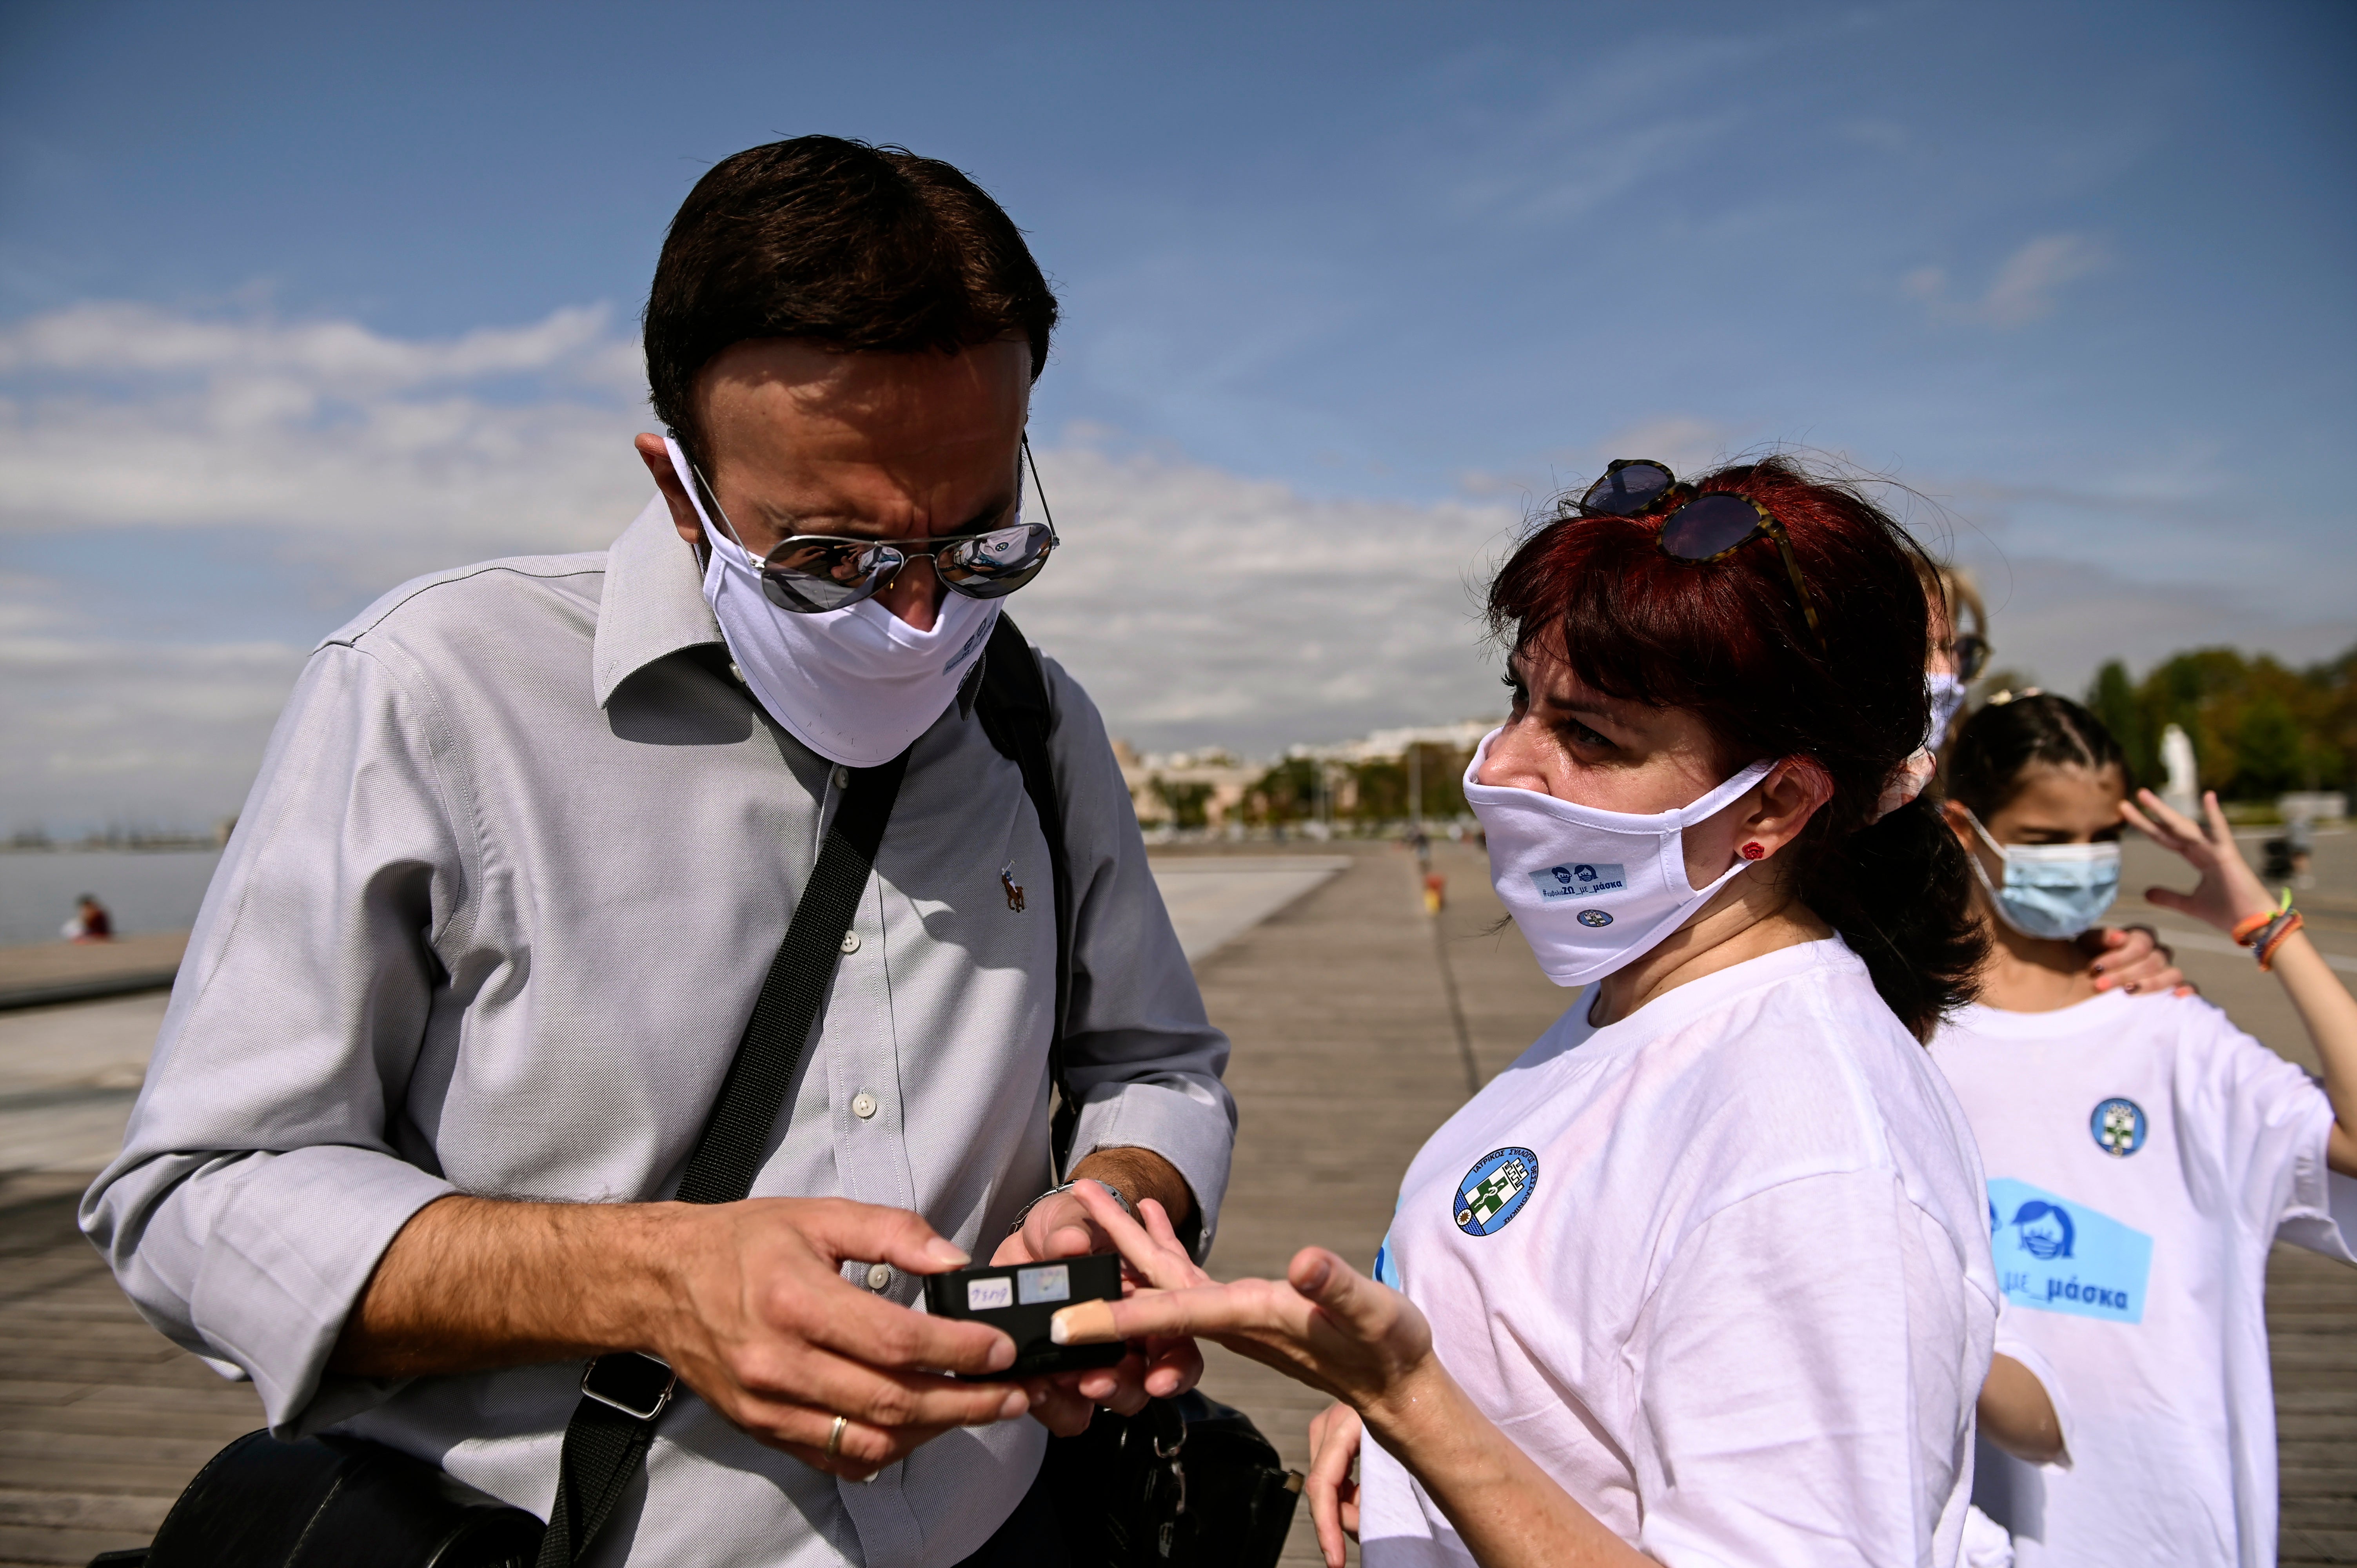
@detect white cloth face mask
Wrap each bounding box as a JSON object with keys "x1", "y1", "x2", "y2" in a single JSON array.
[
  {"x1": 1926, "y1": 670, "x2": 1969, "y2": 752},
  {"x1": 1464, "y1": 728, "x2": 1778, "y2": 987},
  {"x1": 666, "y1": 437, "x2": 999, "y2": 768}
]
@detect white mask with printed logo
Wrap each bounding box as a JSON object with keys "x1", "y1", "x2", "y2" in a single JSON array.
[
  {"x1": 667, "y1": 437, "x2": 999, "y2": 768},
  {"x1": 1464, "y1": 728, "x2": 1776, "y2": 987}
]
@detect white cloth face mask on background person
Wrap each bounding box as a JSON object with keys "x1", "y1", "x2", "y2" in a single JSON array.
[
  {"x1": 1464, "y1": 729, "x2": 1778, "y2": 987},
  {"x1": 666, "y1": 437, "x2": 1000, "y2": 768},
  {"x1": 1959, "y1": 808, "x2": 2122, "y2": 940},
  {"x1": 1925, "y1": 670, "x2": 1969, "y2": 752}
]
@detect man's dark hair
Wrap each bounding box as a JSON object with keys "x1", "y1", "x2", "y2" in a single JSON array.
[{"x1": 645, "y1": 136, "x2": 1059, "y2": 449}]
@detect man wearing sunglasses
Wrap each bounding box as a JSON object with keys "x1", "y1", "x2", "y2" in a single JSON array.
[{"x1": 86, "y1": 138, "x2": 1235, "y2": 1566}]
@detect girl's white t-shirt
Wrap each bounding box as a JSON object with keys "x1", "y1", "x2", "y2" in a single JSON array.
[
  {"x1": 1930, "y1": 989, "x2": 2357, "y2": 1568},
  {"x1": 1360, "y1": 939, "x2": 1999, "y2": 1567}
]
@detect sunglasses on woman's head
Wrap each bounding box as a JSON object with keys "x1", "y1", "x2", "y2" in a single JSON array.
[
  {"x1": 1572, "y1": 459, "x2": 1826, "y2": 651},
  {"x1": 684, "y1": 436, "x2": 1060, "y2": 614}
]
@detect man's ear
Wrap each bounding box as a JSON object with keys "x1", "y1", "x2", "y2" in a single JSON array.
[{"x1": 635, "y1": 432, "x2": 705, "y2": 546}]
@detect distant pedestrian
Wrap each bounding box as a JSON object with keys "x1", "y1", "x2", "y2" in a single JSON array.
[{"x1": 62, "y1": 894, "x2": 112, "y2": 943}]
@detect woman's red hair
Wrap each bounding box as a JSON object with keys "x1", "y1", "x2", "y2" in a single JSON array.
[{"x1": 1488, "y1": 456, "x2": 1983, "y2": 1037}]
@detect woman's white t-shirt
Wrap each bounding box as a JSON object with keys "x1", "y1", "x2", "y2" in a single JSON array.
[
  {"x1": 1360, "y1": 939, "x2": 1999, "y2": 1567},
  {"x1": 1930, "y1": 989, "x2": 2357, "y2": 1568}
]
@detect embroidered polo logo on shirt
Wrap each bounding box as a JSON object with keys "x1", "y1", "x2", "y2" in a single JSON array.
[
  {"x1": 2090, "y1": 1096, "x2": 2146, "y2": 1157},
  {"x1": 1001, "y1": 861, "x2": 1026, "y2": 913},
  {"x1": 1453, "y1": 1147, "x2": 1538, "y2": 1236},
  {"x1": 1988, "y1": 1178, "x2": 2151, "y2": 1325}
]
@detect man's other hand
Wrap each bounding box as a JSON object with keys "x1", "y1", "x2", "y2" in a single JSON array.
[{"x1": 990, "y1": 1147, "x2": 1204, "y2": 1434}]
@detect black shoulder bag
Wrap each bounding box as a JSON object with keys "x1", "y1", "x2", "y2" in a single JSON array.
[{"x1": 112, "y1": 616, "x2": 1295, "y2": 1568}]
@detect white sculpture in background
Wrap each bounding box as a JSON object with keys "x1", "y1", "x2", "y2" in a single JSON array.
[{"x1": 2161, "y1": 724, "x2": 2199, "y2": 818}]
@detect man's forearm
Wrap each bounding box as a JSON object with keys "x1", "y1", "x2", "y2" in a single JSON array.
[
  {"x1": 1071, "y1": 1146, "x2": 1195, "y2": 1229},
  {"x1": 329, "y1": 1194, "x2": 674, "y2": 1377}
]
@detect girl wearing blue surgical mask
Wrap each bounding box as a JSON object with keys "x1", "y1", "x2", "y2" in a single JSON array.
[{"x1": 1929, "y1": 692, "x2": 2357, "y2": 1568}]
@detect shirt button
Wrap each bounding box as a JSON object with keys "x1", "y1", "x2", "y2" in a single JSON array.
[
  {"x1": 866, "y1": 1262, "x2": 893, "y2": 1291},
  {"x1": 727, "y1": 662, "x2": 746, "y2": 684},
  {"x1": 851, "y1": 1091, "x2": 878, "y2": 1120},
  {"x1": 832, "y1": 765, "x2": 852, "y2": 789},
  {"x1": 840, "y1": 931, "x2": 861, "y2": 955}
]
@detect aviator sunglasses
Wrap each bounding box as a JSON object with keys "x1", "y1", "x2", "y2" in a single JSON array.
[
  {"x1": 682, "y1": 435, "x2": 1061, "y2": 614},
  {"x1": 1573, "y1": 459, "x2": 1825, "y2": 650}
]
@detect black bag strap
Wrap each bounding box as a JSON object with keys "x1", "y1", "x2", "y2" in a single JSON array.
[
  {"x1": 536, "y1": 747, "x2": 911, "y2": 1567},
  {"x1": 971, "y1": 613, "x2": 1080, "y2": 1176}
]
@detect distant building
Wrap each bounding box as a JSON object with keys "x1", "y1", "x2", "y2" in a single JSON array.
[{"x1": 1110, "y1": 717, "x2": 1503, "y2": 831}]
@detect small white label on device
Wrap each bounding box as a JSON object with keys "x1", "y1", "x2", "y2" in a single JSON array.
[
  {"x1": 1017, "y1": 1265, "x2": 1071, "y2": 1305},
  {"x1": 966, "y1": 1278, "x2": 1015, "y2": 1310}
]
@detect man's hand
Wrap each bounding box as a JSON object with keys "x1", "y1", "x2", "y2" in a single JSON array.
[
  {"x1": 332, "y1": 1195, "x2": 1031, "y2": 1480},
  {"x1": 991, "y1": 1147, "x2": 1204, "y2": 1432}
]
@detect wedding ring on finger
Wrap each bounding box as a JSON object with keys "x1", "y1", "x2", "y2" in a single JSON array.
[{"x1": 825, "y1": 1414, "x2": 849, "y2": 1459}]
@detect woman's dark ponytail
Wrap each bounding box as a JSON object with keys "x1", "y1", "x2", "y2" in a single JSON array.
[{"x1": 1798, "y1": 796, "x2": 1984, "y2": 1040}]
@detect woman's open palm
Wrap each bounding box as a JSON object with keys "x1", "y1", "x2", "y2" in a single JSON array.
[{"x1": 1059, "y1": 1181, "x2": 1437, "y2": 1413}]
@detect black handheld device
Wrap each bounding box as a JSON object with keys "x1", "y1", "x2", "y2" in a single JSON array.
[{"x1": 922, "y1": 1254, "x2": 1127, "y2": 1379}]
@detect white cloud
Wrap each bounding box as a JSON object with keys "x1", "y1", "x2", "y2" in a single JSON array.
[
  {"x1": 0, "y1": 575, "x2": 307, "y2": 832},
  {"x1": 0, "y1": 301, "x2": 655, "y2": 592},
  {"x1": 1015, "y1": 436, "x2": 1523, "y2": 750},
  {"x1": 1905, "y1": 233, "x2": 2109, "y2": 328},
  {"x1": 3, "y1": 300, "x2": 2340, "y2": 834},
  {"x1": 0, "y1": 303, "x2": 1530, "y2": 828}
]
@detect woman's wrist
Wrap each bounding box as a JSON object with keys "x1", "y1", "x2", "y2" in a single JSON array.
[{"x1": 1360, "y1": 1352, "x2": 1470, "y2": 1457}]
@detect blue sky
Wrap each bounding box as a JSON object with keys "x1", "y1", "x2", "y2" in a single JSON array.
[{"x1": 2, "y1": 0, "x2": 2352, "y2": 830}]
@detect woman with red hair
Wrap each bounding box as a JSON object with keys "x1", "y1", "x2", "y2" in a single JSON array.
[{"x1": 1057, "y1": 457, "x2": 2001, "y2": 1566}]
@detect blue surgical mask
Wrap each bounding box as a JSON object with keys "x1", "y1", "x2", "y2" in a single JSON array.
[{"x1": 1962, "y1": 808, "x2": 2121, "y2": 940}]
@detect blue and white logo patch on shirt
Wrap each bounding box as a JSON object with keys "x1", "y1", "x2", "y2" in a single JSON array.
[
  {"x1": 1454, "y1": 1147, "x2": 1538, "y2": 1236},
  {"x1": 2090, "y1": 1096, "x2": 2147, "y2": 1157},
  {"x1": 1988, "y1": 1176, "x2": 2152, "y2": 1324},
  {"x1": 1528, "y1": 863, "x2": 1626, "y2": 901}
]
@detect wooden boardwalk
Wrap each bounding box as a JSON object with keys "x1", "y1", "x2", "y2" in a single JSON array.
[{"x1": 2, "y1": 837, "x2": 2352, "y2": 1564}]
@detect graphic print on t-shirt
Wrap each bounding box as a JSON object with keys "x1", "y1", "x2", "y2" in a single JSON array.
[
  {"x1": 1988, "y1": 1176, "x2": 2152, "y2": 1324},
  {"x1": 1454, "y1": 1147, "x2": 1539, "y2": 1236}
]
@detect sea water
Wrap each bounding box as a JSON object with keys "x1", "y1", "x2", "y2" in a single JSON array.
[{"x1": 0, "y1": 850, "x2": 224, "y2": 947}]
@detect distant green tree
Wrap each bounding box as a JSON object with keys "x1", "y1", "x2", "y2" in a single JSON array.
[
  {"x1": 2084, "y1": 661, "x2": 2152, "y2": 785},
  {"x1": 2079, "y1": 641, "x2": 2356, "y2": 802},
  {"x1": 1151, "y1": 779, "x2": 1215, "y2": 829},
  {"x1": 2233, "y1": 693, "x2": 2307, "y2": 797},
  {"x1": 1246, "y1": 758, "x2": 1321, "y2": 825}
]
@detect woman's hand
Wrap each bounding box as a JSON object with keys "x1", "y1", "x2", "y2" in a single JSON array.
[
  {"x1": 2119, "y1": 788, "x2": 2277, "y2": 935},
  {"x1": 987, "y1": 1185, "x2": 1203, "y2": 1434},
  {"x1": 2084, "y1": 924, "x2": 2195, "y2": 997},
  {"x1": 1052, "y1": 1182, "x2": 1439, "y2": 1419},
  {"x1": 1306, "y1": 1401, "x2": 1364, "y2": 1568}
]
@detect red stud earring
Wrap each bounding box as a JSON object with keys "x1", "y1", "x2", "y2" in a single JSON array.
[{"x1": 1739, "y1": 842, "x2": 1767, "y2": 861}]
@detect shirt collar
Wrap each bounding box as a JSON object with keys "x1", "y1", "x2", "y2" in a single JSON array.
[{"x1": 594, "y1": 496, "x2": 726, "y2": 708}]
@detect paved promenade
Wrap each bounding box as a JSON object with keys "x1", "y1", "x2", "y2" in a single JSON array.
[{"x1": 1, "y1": 836, "x2": 2352, "y2": 1564}]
